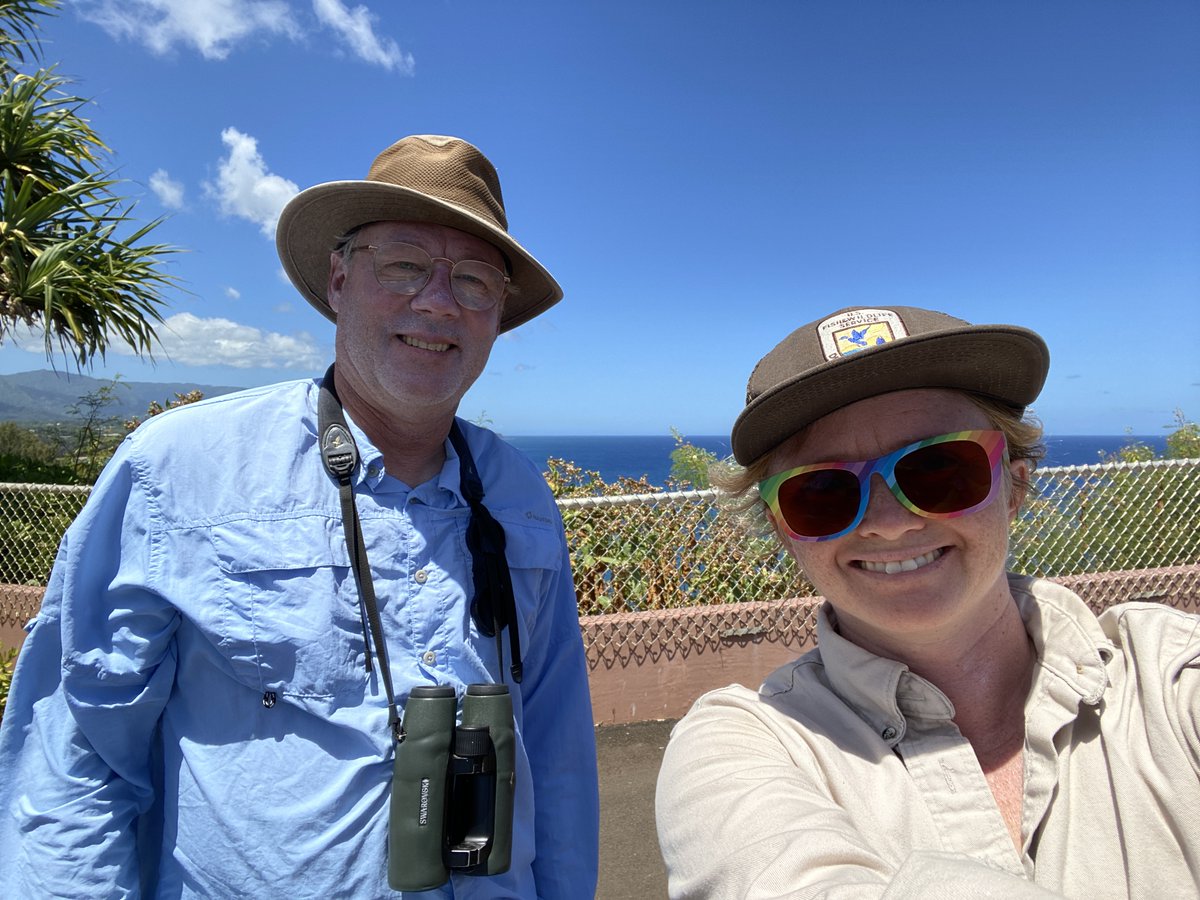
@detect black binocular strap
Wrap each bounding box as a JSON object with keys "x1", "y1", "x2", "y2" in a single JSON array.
[
  {"x1": 318, "y1": 367, "x2": 402, "y2": 740},
  {"x1": 317, "y1": 366, "x2": 524, "y2": 741},
  {"x1": 447, "y1": 423, "x2": 523, "y2": 684}
]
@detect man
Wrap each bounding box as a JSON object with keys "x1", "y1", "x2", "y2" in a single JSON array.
[{"x1": 0, "y1": 135, "x2": 599, "y2": 897}]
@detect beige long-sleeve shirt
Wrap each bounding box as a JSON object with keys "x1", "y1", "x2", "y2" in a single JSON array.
[{"x1": 656, "y1": 575, "x2": 1200, "y2": 899}]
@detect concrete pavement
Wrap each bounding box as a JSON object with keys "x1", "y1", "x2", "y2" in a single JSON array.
[{"x1": 596, "y1": 719, "x2": 675, "y2": 899}]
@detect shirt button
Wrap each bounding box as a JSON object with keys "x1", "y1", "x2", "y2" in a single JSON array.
[
  {"x1": 881, "y1": 726, "x2": 898, "y2": 741},
  {"x1": 422, "y1": 650, "x2": 437, "y2": 665},
  {"x1": 414, "y1": 569, "x2": 429, "y2": 584},
  {"x1": 367, "y1": 465, "x2": 381, "y2": 478}
]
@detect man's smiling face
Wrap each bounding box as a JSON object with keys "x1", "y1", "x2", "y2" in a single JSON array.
[{"x1": 327, "y1": 220, "x2": 505, "y2": 425}]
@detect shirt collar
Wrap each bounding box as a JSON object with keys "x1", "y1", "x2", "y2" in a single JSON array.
[
  {"x1": 814, "y1": 574, "x2": 1114, "y2": 742},
  {"x1": 434, "y1": 430, "x2": 467, "y2": 506},
  {"x1": 334, "y1": 401, "x2": 467, "y2": 507},
  {"x1": 1008, "y1": 573, "x2": 1112, "y2": 705},
  {"x1": 816, "y1": 606, "x2": 955, "y2": 742}
]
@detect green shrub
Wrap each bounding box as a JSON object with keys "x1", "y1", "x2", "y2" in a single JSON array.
[
  {"x1": 1103, "y1": 409, "x2": 1199, "y2": 464},
  {"x1": 543, "y1": 453, "x2": 805, "y2": 614},
  {"x1": 0, "y1": 644, "x2": 17, "y2": 725},
  {"x1": 668, "y1": 427, "x2": 718, "y2": 489}
]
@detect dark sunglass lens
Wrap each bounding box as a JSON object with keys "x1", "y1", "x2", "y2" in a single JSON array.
[
  {"x1": 896, "y1": 440, "x2": 991, "y2": 514},
  {"x1": 777, "y1": 468, "x2": 860, "y2": 537}
]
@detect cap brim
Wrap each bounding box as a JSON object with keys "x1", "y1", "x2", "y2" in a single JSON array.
[
  {"x1": 276, "y1": 181, "x2": 563, "y2": 332},
  {"x1": 731, "y1": 325, "x2": 1050, "y2": 464}
]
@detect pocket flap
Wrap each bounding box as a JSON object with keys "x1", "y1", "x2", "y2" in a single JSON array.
[
  {"x1": 492, "y1": 514, "x2": 563, "y2": 573},
  {"x1": 211, "y1": 515, "x2": 352, "y2": 573}
]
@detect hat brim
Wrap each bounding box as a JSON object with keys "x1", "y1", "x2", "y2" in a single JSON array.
[
  {"x1": 276, "y1": 181, "x2": 563, "y2": 332},
  {"x1": 731, "y1": 325, "x2": 1050, "y2": 464}
]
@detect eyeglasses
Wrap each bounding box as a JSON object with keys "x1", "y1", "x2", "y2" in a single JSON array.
[
  {"x1": 352, "y1": 241, "x2": 509, "y2": 311},
  {"x1": 759, "y1": 430, "x2": 1008, "y2": 542}
]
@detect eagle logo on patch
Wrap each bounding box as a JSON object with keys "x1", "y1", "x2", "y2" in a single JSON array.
[
  {"x1": 835, "y1": 323, "x2": 895, "y2": 353},
  {"x1": 817, "y1": 309, "x2": 908, "y2": 361}
]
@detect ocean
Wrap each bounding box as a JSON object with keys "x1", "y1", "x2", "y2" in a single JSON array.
[{"x1": 504, "y1": 434, "x2": 1171, "y2": 489}]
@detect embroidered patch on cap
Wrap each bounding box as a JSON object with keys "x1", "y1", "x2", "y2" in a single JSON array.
[{"x1": 817, "y1": 308, "x2": 908, "y2": 361}]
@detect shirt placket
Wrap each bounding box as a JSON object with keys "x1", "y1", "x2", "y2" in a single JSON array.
[
  {"x1": 896, "y1": 716, "x2": 1026, "y2": 876},
  {"x1": 1020, "y1": 660, "x2": 1096, "y2": 860},
  {"x1": 401, "y1": 497, "x2": 442, "y2": 677}
]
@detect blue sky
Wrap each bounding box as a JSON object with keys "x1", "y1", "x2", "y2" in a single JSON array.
[{"x1": 2, "y1": 0, "x2": 1197, "y2": 436}]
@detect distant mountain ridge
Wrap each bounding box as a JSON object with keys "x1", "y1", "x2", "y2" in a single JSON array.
[{"x1": 0, "y1": 370, "x2": 244, "y2": 424}]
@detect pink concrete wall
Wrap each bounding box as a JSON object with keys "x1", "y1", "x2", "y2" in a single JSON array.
[
  {"x1": 0, "y1": 584, "x2": 41, "y2": 651},
  {"x1": 580, "y1": 566, "x2": 1200, "y2": 725},
  {"x1": 5, "y1": 566, "x2": 1198, "y2": 726},
  {"x1": 580, "y1": 598, "x2": 822, "y2": 725}
]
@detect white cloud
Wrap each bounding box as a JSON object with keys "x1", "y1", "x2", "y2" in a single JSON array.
[
  {"x1": 114, "y1": 312, "x2": 326, "y2": 369},
  {"x1": 225, "y1": 287, "x2": 242, "y2": 300},
  {"x1": 312, "y1": 0, "x2": 413, "y2": 73},
  {"x1": 76, "y1": 0, "x2": 412, "y2": 71},
  {"x1": 5, "y1": 313, "x2": 325, "y2": 370},
  {"x1": 149, "y1": 169, "x2": 185, "y2": 209},
  {"x1": 3, "y1": 319, "x2": 47, "y2": 354},
  {"x1": 208, "y1": 127, "x2": 299, "y2": 237},
  {"x1": 75, "y1": 0, "x2": 300, "y2": 60}
]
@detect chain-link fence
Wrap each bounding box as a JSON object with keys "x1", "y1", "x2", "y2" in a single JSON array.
[
  {"x1": 1010, "y1": 459, "x2": 1200, "y2": 615},
  {"x1": 1, "y1": 482, "x2": 89, "y2": 631},
  {"x1": 569, "y1": 457, "x2": 1198, "y2": 599},
  {"x1": 3, "y1": 458, "x2": 1199, "y2": 638}
]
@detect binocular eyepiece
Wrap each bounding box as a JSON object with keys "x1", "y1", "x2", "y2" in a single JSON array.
[{"x1": 388, "y1": 683, "x2": 516, "y2": 892}]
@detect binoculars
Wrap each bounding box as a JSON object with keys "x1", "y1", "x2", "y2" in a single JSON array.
[{"x1": 388, "y1": 684, "x2": 515, "y2": 892}]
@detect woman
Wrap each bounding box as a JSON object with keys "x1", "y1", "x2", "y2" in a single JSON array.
[{"x1": 656, "y1": 305, "x2": 1200, "y2": 898}]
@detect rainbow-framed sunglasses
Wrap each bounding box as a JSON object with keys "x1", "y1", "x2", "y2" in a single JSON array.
[{"x1": 759, "y1": 430, "x2": 1008, "y2": 542}]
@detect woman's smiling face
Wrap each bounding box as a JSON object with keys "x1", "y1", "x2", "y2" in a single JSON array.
[{"x1": 769, "y1": 388, "x2": 1028, "y2": 658}]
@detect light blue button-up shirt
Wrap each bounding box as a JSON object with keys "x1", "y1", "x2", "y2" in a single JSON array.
[{"x1": 0, "y1": 378, "x2": 599, "y2": 898}]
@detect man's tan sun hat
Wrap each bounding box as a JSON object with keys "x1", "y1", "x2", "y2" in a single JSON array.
[
  {"x1": 276, "y1": 134, "x2": 562, "y2": 333},
  {"x1": 731, "y1": 305, "x2": 1051, "y2": 465}
]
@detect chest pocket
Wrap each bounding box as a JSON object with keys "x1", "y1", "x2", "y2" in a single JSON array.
[
  {"x1": 210, "y1": 516, "x2": 366, "y2": 702},
  {"x1": 489, "y1": 514, "x2": 564, "y2": 639}
]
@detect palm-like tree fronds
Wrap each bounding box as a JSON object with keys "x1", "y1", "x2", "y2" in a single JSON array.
[{"x1": 0, "y1": 2, "x2": 180, "y2": 369}]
